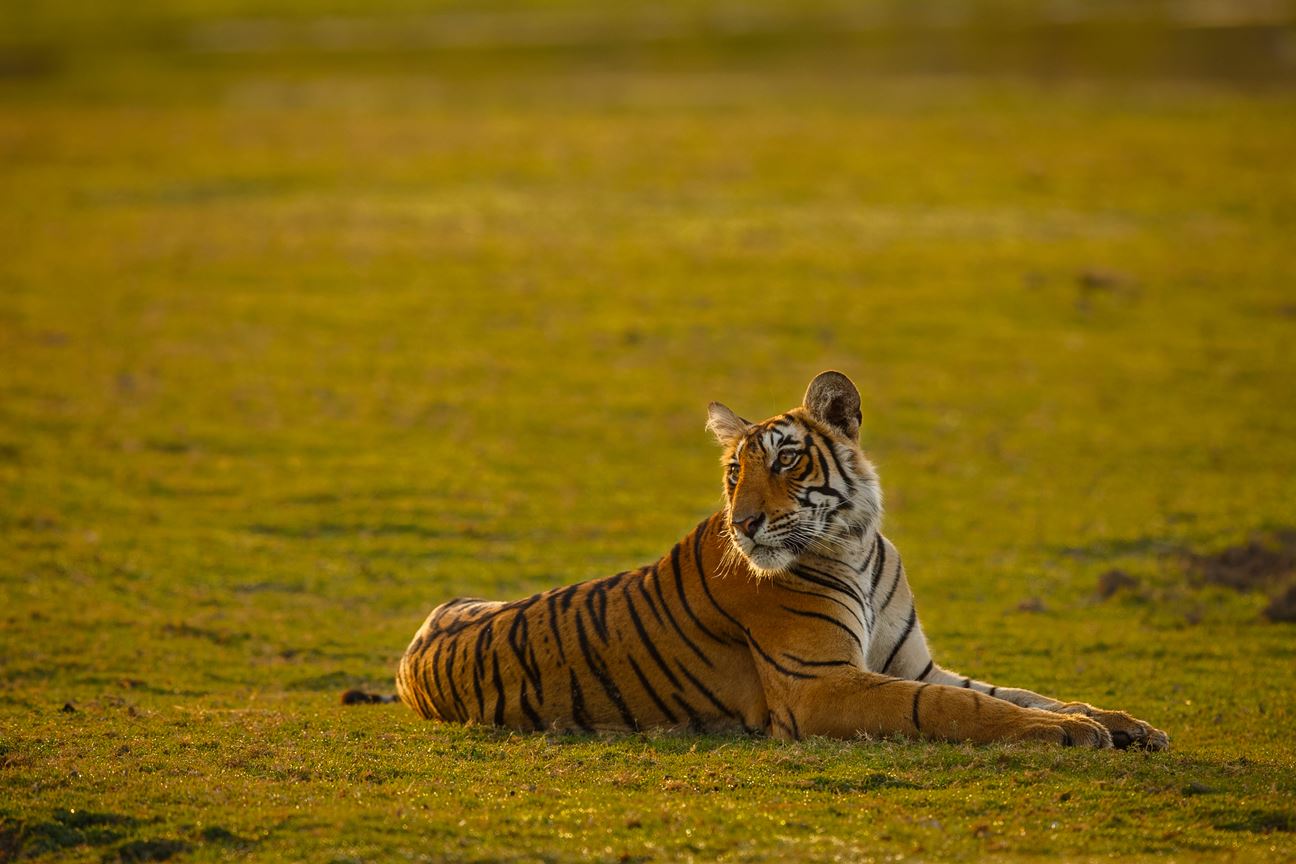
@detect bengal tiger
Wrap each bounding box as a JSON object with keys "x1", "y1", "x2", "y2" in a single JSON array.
[{"x1": 392, "y1": 371, "x2": 1169, "y2": 749}]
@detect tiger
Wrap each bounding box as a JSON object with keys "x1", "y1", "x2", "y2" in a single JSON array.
[{"x1": 392, "y1": 371, "x2": 1169, "y2": 750}]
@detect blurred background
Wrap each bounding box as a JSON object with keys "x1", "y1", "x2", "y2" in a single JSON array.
[{"x1": 2, "y1": 0, "x2": 1295, "y2": 709}]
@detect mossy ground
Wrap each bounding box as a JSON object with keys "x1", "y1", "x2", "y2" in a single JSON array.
[{"x1": 2, "y1": 3, "x2": 1295, "y2": 861}]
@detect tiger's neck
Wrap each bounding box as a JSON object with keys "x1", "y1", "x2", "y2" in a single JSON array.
[{"x1": 792, "y1": 520, "x2": 882, "y2": 586}]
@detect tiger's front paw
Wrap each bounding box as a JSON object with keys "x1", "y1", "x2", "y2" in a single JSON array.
[
  {"x1": 1089, "y1": 709, "x2": 1169, "y2": 751},
  {"x1": 1016, "y1": 713, "x2": 1112, "y2": 749}
]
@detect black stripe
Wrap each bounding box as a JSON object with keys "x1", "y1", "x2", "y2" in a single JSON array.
[
  {"x1": 623, "y1": 592, "x2": 685, "y2": 690},
  {"x1": 691, "y1": 521, "x2": 747, "y2": 645},
  {"x1": 649, "y1": 562, "x2": 714, "y2": 668},
  {"x1": 519, "y1": 679, "x2": 543, "y2": 731},
  {"x1": 471, "y1": 622, "x2": 494, "y2": 719},
  {"x1": 625, "y1": 655, "x2": 678, "y2": 724},
  {"x1": 671, "y1": 693, "x2": 704, "y2": 731},
  {"x1": 989, "y1": 686, "x2": 998, "y2": 698},
  {"x1": 433, "y1": 602, "x2": 496, "y2": 639},
  {"x1": 506, "y1": 605, "x2": 545, "y2": 704},
  {"x1": 777, "y1": 582, "x2": 866, "y2": 630},
  {"x1": 917, "y1": 659, "x2": 934, "y2": 681},
  {"x1": 787, "y1": 708, "x2": 801, "y2": 740},
  {"x1": 573, "y1": 611, "x2": 638, "y2": 729},
  {"x1": 789, "y1": 565, "x2": 871, "y2": 630},
  {"x1": 868, "y1": 536, "x2": 887, "y2": 593},
  {"x1": 876, "y1": 555, "x2": 904, "y2": 614},
  {"x1": 822, "y1": 436, "x2": 858, "y2": 495},
  {"x1": 526, "y1": 643, "x2": 544, "y2": 704},
  {"x1": 444, "y1": 639, "x2": 467, "y2": 720},
  {"x1": 675, "y1": 660, "x2": 742, "y2": 720},
  {"x1": 791, "y1": 561, "x2": 858, "y2": 596},
  {"x1": 585, "y1": 581, "x2": 611, "y2": 643},
  {"x1": 545, "y1": 591, "x2": 567, "y2": 665},
  {"x1": 670, "y1": 540, "x2": 728, "y2": 645},
  {"x1": 788, "y1": 565, "x2": 858, "y2": 603},
  {"x1": 410, "y1": 662, "x2": 438, "y2": 719},
  {"x1": 781, "y1": 651, "x2": 853, "y2": 668},
  {"x1": 428, "y1": 639, "x2": 448, "y2": 705},
  {"x1": 568, "y1": 668, "x2": 593, "y2": 732},
  {"x1": 911, "y1": 683, "x2": 930, "y2": 732},
  {"x1": 798, "y1": 437, "x2": 847, "y2": 504},
  {"x1": 635, "y1": 577, "x2": 665, "y2": 626},
  {"x1": 491, "y1": 652, "x2": 506, "y2": 726},
  {"x1": 881, "y1": 606, "x2": 917, "y2": 674},
  {"x1": 863, "y1": 676, "x2": 907, "y2": 692},
  {"x1": 779, "y1": 605, "x2": 863, "y2": 650},
  {"x1": 746, "y1": 630, "x2": 816, "y2": 679},
  {"x1": 961, "y1": 677, "x2": 971, "y2": 689}
]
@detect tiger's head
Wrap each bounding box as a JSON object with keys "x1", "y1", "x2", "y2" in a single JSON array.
[{"x1": 707, "y1": 371, "x2": 883, "y2": 575}]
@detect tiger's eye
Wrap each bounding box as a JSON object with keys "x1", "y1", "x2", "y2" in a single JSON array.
[
  {"x1": 778, "y1": 450, "x2": 797, "y2": 467},
  {"x1": 727, "y1": 464, "x2": 740, "y2": 484}
]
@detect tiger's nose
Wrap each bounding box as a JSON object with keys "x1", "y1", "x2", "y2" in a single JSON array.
[{"x1": 732, "y1": 513, "x2": 766, "y2": 539}]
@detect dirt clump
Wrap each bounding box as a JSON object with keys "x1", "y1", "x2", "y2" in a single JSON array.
[
  {"x1": 1188, "y1": 533, "x2": 1296, "y2": 592},
  {"x1": 1187, "y1": 531, "x2": 1296, "y2": 623},
  {"x1": 1263, "y1": 585, "x2": 1296, "y2": 622},
  {"x1": 1096, "y1": 569, "x2": 1140, "y2": 599}
]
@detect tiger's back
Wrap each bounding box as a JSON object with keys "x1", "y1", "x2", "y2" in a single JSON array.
[{"x1": 396, "y1": 515, "x2": 769, "y2": 733}]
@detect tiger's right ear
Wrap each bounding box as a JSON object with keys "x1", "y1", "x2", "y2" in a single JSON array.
[{"x1": 706, "y1": 401, "x2": 751, "y2": 446}]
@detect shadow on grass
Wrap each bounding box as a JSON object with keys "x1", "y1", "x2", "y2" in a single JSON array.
[
  {"x1": 0, "y1": 811, "x2": 254, "y2": 861},
  {"x1": 0, "y1": 810, "x2": 137, "y2": 860}
]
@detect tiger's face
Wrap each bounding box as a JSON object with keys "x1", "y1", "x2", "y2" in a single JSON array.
[{"x1": 707, "y1": 371, "x2": 882, "y2": 575}]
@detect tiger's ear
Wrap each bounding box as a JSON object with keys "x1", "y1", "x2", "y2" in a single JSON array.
[
  {"x1": 803, "y1": 370, "x2": 862, "y2": 439},
  {"x1": 706, "y1": 401, "x2": 750, "y2": 446}
]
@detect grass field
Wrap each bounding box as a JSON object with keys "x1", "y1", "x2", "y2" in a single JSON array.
[{"x1": 3, "y1": 2, "x2": 1296, "y2": 861}]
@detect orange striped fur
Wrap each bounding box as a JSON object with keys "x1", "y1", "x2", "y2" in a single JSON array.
[{"x1": 396, "y1": 372, "x2": 1168, "y2": 750}]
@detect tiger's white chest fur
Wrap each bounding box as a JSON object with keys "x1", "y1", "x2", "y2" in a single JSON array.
[{"x1": 785, "y1": 529, "x2": 927, "y2": 678}]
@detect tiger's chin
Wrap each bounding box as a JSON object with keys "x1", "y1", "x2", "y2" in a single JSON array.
[{"x1": 735, "y1": 541, "x2": 798, "y2": 576}]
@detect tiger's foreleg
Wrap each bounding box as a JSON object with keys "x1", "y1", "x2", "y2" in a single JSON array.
[
  {"x1": 911, "y1": 663, "x2": 1170, "y2": 750},
  {"x1": 769, "y1": 669, "x2": 1111, "y2": 747},
  {"x1": 866, "y1": 558, "x2": 1168, "y2": 751}
]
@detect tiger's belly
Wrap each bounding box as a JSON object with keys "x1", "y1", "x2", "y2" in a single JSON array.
[{"x1": 398, "y1": 590, "x2": 769, "y2": 734}]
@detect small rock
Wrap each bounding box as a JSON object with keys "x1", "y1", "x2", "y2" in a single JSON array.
[
  {"x1": 60, "y1": 702, "x2": 76, "y2": 714},
  {"x1": 1182, "y1": 781, "x2": 1216, "y2": 796},
  {"x1": 1078, "y1": 268, "x2": 1131, "y2": 291},
  {"x1": 1097, "y1": 569, "x2": 1140, "y2": 599}
]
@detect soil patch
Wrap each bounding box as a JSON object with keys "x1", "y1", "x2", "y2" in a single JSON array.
[
  {"x1": 1186, "y1": 530, "x2": 1296, "y2": 623},
  {"x1": 1188, "y1": 531, "x2": 1296, "y2": 593}
]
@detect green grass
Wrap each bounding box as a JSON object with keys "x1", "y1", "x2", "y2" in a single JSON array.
[{"x1": 3, "y1": 2, "x2": 1296, "y2": 861}]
